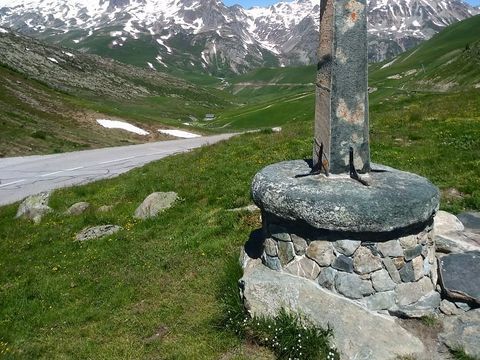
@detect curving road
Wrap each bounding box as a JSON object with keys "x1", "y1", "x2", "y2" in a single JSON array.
[{"x1": 0, "y1": 133, "x2": 237, "y2": 206}]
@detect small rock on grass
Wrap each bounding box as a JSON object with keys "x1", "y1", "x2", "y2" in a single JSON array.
[
  {"x1": 75, "y1": 225, "x2": 122, "y2": 242},
  {"x1": 65, "y1": 202, "x2": 90, "y2": 215},
  {"x1": 16, "y1": 192, "x2": 52, "y2": 224},
  {"x1": 134, "y1": 192, "x2": 178, "y2": 219}
]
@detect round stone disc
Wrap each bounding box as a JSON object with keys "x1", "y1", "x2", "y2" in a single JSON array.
[{"x1": 251, "y1": 160, "x2": 440, "y2": 233}]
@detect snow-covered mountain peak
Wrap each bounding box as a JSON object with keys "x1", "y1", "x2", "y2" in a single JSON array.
[{"x1": 0, "y1": 0, "x2": 478, "y2": 74}]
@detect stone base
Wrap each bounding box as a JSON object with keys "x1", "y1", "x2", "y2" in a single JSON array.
[
  {"x1": 261, "y1": 219, "x2": 439, "y2": 317},
  {"x1": 250, "y1": 160, "x2": 441, "y2": 317}
]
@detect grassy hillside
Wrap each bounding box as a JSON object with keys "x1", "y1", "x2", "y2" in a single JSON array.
[{"x1": 369, "y1": 14, "x2": 480, "y2": 91}]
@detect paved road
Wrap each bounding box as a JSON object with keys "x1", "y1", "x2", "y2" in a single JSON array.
[{"x1": 0, "y1": 133, "x2": 237, "y2": 206}]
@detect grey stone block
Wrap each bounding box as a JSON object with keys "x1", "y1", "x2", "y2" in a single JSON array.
[
  {"x1": 306, "y1": 241, "x2": 334, "y2": 266},
  {"x1": 383, "y1": 257, "x2": 402, "y2": 283},
  {"x1": 404, "y1": 244, "x2": 423, "y2": 261},
  {"x1": 399, "y1": 261, "x2": 415, "y2": 282},
  {"x1": 353, "y1": 246, "x2": 382, "y2": 275},
  {"x1": 277, "y1": 241, "x2": 295, "y2": 266},
  {"x1": 263, "y1": 238, "x2": 278, "y2": 257},
  {"x1": 395, "y1": 277, "x2": 434, "y2": 306},
  {"x1": 284, "y1": 256, "x2": 321, "y2": 280},
  {"x1": 263, "y1": 254, "x2": 281, "y2": 271},
  {"x1": 371, "y1": 269, "x2": 396, "y2": 292},
  {"x1": 377, "y1": 240, "x2": 403, "y2": 257},
  {"x1": 335, "y1": 272, "x2": 374, "y2": 299},
  {"x1": 291, "y1": 234, "x2": 308, "y2": 255},
  {"x1": 318, "y1": 267, "x2": 337, "y2": 290},
  {"x1": 364, "y1": 291, "x2": 395, "y2": 311},
  {"x1": 333, "y1": 240, "x2": 361, "y2": 256},
  {"x1": 332, "y1": 254, "x2": 354, "y2": 273}
]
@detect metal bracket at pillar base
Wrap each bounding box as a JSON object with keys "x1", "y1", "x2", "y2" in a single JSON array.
[
  {"x1": 295, "y1": 139, "x2": 329, "y2": 178},
  {"x1": 349, "y1": 147, "x2": 370, "y2": 186}
]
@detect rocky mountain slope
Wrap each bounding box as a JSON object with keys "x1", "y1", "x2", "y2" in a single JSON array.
[
  {"x1": 0, "y1": 27, "x2": 230, "y2": 156},
  {"x1": 0, "y1": 0, "x2": 478, "y2": 75},
  {"x1": 369, "y1": 13, "x2": 480, "y2": 91}
]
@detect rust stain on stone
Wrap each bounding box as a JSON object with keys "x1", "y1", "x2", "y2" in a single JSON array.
[
  {"x1": 336, "y1": 98, "x2": 365, "y2": 125},
  {"x1": 351, "y1": 12, "x2": 357, "y2": 22}
]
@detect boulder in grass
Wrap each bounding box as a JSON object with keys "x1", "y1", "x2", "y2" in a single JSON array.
[
  {"x1": 16, "y1": 192, "x2": 52, "y2": 224},
  {"x1": 65, "y1": 202, "x2": 90, "y2": 216},
  {"x1": 134, "y1": 192, "x2": 178, "y2": 219},
  {"x1": 75, "y1": 225, "x2": 122, "y2": 242}
]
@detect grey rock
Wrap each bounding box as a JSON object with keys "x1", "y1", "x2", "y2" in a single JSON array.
[
  {"x1": 277, "y1": 241, "x2": 295, "y2": 266},
  {"x1": 291, "y1": 234, "x2": 308, "y2": 255},
  {"x1": 439, "y1": 300, "x2": 464, "y2": 316},
  {"x1": 335, "y1": 272, "x2": 375, "y2": 299},
  {"x1": 262, "y1": 254, "x2": 281, "y2": 271},
  {"x1": 241, "y1": 264, "x2": 425, "y2": 359},
  {"x1": 353, "y1": 246, "x2": 383, "y2": 275},
  {"x1": 317, "y1": 267, "x2": 337, "y2": 290},
  {"x1": 364, "y1": 291, "x2": 395, "y2": 311},
  {"x1": 65, "y1": 202, "x2": 90, "y2": 216},
  {"x1": 439, "y1": 251, "x2": 480, "y2": 304},
  {"x1": 332, "y1": 254, "x2": 354, "y2": 273},
  {"x1": 439, "y1": 309, "x2": 480, "y2": 358},
  {"x1": 404, "y1": 244, "x2": 423, "y2": 261},
  {"x1": 377, "y1": 240, "x2": 404, "y2": 257},
  {"x1": 434, "y1": 210, "x2": 465, "y2": 235},
  {"x1": 306, "y1": 241, "x2": 334, "y2": 267},
  {"x1": 75, "y1": 225, "x2": 122, "y2": 242},
  {"x1": 392, "y1": 291, "x2": 441, "y2": 318},
  {"x1": 399, "y1": 235, "x2": 417, "y2": 249},
  {"x1": 399, "y1": 261, "x2": 415, "y2": 282},
  {"x1": 457, "y1": 212, "x2": 480, "y2": 235},
  {"x1": 264, "y1": 238, "x2": 278, "y2": 257},
  {"x1": 371, "y1": 269, "x2": 396, "y2": 292},
  {"x1": 269, "y1": 224, "x2": 291, "y2": 242},
  {"x1": 284, "y1": 257, "x2": 321, "y2": 280},
  {"x1": 16, "y1": 192, "x2": 52, "y2": 224},
  {"x1": 395, "y1": 277, "x2": 434, "y2": 306},
  {"x1": 435, "y1": 231, "x2": 480, "y2": 254},
  {"x1": 412, "y1": 256, "x2": 424, "y2": 281},
  {"x1": 333, "y1": 239, "x2": 361, "y2": 256},
  {"x1": 134, "y1": 192, "x2": 178, "y2": 219},
  {"x1": 383, "y1": 257, "x2": 402, "y2": 283},
  {"x1": 251, "y1": 160, "x2": 440, "y2": 233}
]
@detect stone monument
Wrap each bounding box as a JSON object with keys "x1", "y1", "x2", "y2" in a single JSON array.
[{"x1": 241, "y1": 0, "x2": 443, "y2": 354}]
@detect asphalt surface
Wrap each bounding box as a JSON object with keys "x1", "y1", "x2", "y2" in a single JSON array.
[{"x1": 0, "y1": 133, "x2": 237, "y2": 206}]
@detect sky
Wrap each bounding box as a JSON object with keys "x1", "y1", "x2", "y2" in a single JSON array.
[{"x1": 224, "y1": 0, "x2": 480, "y2": 8}]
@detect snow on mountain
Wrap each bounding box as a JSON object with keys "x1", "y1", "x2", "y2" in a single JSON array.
[{"x1": 0, "y1": 0, "x2": 478, "y2": 74}]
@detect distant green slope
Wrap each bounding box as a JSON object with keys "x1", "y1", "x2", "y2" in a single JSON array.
[{"x1": 370, "y1": 14, "x2": 480, "y2": 91}]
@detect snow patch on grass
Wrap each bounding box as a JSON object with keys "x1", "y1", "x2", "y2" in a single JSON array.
[{"x1": 97, "y1": 119, "x2": 149, "y2": 136}]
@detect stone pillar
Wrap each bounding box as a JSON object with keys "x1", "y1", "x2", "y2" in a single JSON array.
[{"x1": 314, "y1": 0, "x2": 370, "y2": 174}]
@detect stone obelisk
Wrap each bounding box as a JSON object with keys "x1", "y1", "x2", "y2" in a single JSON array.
[{"x1": 314, "y1": 0, "x2": 370, "y2": 175}]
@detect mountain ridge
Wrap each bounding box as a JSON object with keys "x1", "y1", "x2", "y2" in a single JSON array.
[{"x1": 0, "y1": 0, "x2": 478, "y2": 75}]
